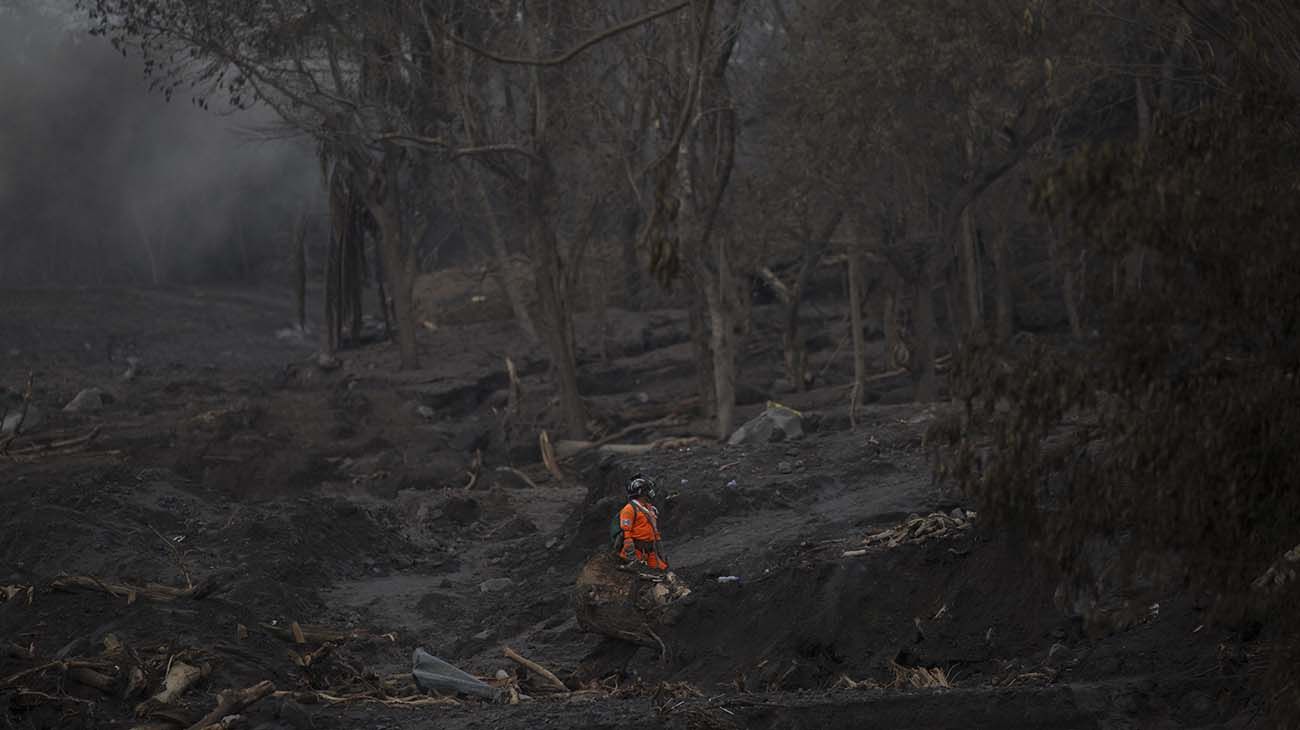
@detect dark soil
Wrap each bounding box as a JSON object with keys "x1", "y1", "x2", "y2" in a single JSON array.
[{"x1": 0, "y1": 285, "x2": 1263, "y2": 729}]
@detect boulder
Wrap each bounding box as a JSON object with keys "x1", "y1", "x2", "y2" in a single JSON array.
[
  {"x1": 728, "y1": 403, "x2": 803, "y2": 446},
  {"x1": 1, "y1": 405, "x2": 43, "y2": 435},
  {"x1": 64, "y1": 388, "x2": 105, "y2": 413}
]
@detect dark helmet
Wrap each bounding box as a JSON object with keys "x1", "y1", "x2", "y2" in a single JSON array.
[{"x1": 627, "y1": 474, "x2": 657, "y2": 500}]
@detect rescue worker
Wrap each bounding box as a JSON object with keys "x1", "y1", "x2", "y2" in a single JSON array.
[{"x1": 619, "y1": 475, "x2": 668, "y2": 570}]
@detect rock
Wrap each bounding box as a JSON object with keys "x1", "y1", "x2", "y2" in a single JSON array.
[
  {"x1": 276, "y1": 699, "x2": 313, "y2": 729},
  {"x1": 728, "y1": 404, "x2": 803, "y2": 446},
  {"x1": 473, "y1": 629, "x2": 493, "y2": 640},
  {"x1": 1, "y1": 405, "x2": 43, "y2": 435},
  {"x1": 64, "y1": 388, "x2": 106, "y2": 413},
  {"x1": 443, "y1": 497, "x2": 481, "y2": 526},
  {"x1": 479, "y1": 578, "x2": 513, "y2": 593},
  {"x1": 1047, "y1": 642, "x2": 1070, "y2": 664},
  {"x1": 495, "y1": 669, "x2": 510, "y2": 680},
  {"x1": 317, "y1": 353, "x2": 341, "y2": 371},
  {"x1": 777, "y1": 461, "x2": 794, "y2": 475},
  {"x1": 416, "y1": 405, "x2": 435, "y2": 419},
  {"x1": 120, "y1": 357, "x2": 140, "y2": 382},
  {"x1": 950, "y1": 508, "x2": 965, "y2": 521}
]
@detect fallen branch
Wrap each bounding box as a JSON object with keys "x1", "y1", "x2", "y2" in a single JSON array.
[
  {"x1": 464, "y1": 449, "x2": 482, "y2": 490},
  {"x1": 496, "y1": 466, "x2": 540, "y2": 489},
  {"x1": 149, "y1": 525, "x2": 194, "y2": 590},
  {"x1": 2, "y1": 426, "x2": 101, "y2": 458},
  {"x1": 1, "y1": 659, "x2": 117, "y2": 690},
  {"x1": 539, "y1": 431, "x2": 563, "y2": 483},
  {"x1": 554, "y1": 440, "x2": 657, "y2": 458},
  {"x1": 187, "y1": 680, "x2": 275, "y2": 730},
  {"x1": 258, "y1": 623, "x2": 369, "y2": 644},
  {"x1": 52, "y1": 572, "x2": 228, "y2": 603},
  {"x1": 5, "y1": 642, "x2": 35, "y2": 660},
  {"x1": 502, "y1": 646, "x2": 568, "y2": 693},
  {"x1": 561, "y1": 415, "x2": 686, "y2": 462}
]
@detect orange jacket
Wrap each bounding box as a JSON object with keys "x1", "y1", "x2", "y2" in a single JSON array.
[{"x1": 620, "y1": 499, "x2": 666, "y2": 569}]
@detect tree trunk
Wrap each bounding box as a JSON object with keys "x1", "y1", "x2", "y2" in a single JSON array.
[
  {"x1": 524, "y1": 156, "x2": 585, "y2": 439},
  {"x1": 959, "y1": 208, "x2": 982, "y2": 337},
  {"x1": 1063, "y1": 263, "x2": 1084, "y2": 340},
  {"x1": 847, "y1": 249, "x2": 867, "y2": 422},
  {"x1": 992, "y1": 225, "x2": 1013, "y2": 345},
  {"x1": 293, "y1": 213, "x2": 307, "y2": 331},
  {"x1": 472, "y1": 168, "x2": 540, "y2": 343},
  {"x1": 622, "y1": 207, "x2": 643, "y2": 311},
  {"x1": 688, "y1": 283, "x2": 716, "y2": 419},
  {"x1": 322, "y1": 235, "x2": 340, "y2": 355},
  {"x1": 376, "y1": 215, "x2": 418, "y2": 369},
  {"x1": 911, "y1": 268, "x2": 938, "y2": 402},
  {"x1": 783, "y1": 211, "x2": 842, "y2": 390},
  {"x1": 883, "y1": 278, "x2": 900, "y2": 369},
  {"x1": 705, "y1": 240, "x2": 736, "y2": 440}
]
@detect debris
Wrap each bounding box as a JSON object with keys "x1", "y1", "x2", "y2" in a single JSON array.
[
  {"x1": 574, "y1": 553, "x2": 691, "y2": 650},
  {"x1": 844, "y1": 510, "x2": 976, "y2": 554},
  {"x1": 63, "y1": 388, "x2": 105, "y2": 413},
  {"x1": 188, "y1": 679, "x2": 275, "y2": 730},
  {"x1": 51, "y1": 572, "x2": 227, "y2": 602},
  {"x1": 728, "y1": 403, "x2": 803, "y2": 446},
  {"x1": 502, "y1": 646, "x2": 569, "y2": 693},
  {"x1": 411, "y1": 648, "x2": 503, "y2": 702},
  {"x1": 120, "y1": 357, "x2": 140, "y2": 381},
  {"x1": 1252, "y1": 542, "x2": 1300, "y2": 591},
  {"x1": 539, "y1": 431, "x2": 563, "y2": 482},
  {"x1": 889, "y1": 660, "x2": 952, "y2": 689},
  {"x1": 136, "y1": 661, "x2": 211, "y2": 716}
]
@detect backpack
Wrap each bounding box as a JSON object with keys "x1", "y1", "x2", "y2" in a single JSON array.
[{"x1": 608, "y1": 512, "x2": 624, "y2": 552}]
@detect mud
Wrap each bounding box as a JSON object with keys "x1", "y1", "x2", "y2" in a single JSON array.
[{"x1": 0, "y1": 285, "x2": 1263, "y2": 728}]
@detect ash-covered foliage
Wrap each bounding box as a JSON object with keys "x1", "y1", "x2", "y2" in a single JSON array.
[{"x1": 937, "y1": 60, "x2": 1300, "y2": 719}]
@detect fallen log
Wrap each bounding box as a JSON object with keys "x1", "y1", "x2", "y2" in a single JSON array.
[
  {"x1": 67, "y1": 666, "x2": 116, "y2": 693},
  {"x1": 561, "y1": 416, "x2": 686, "y2": 462},
  {"x1": 5, "y1": 642, "x2": 35, "y2": 660},
  {"x1": 2, "y1": 426, "x2": 101, "y2": 458},
  {"x1": 0, "y1": 659, "x2": 117, "y2": 689},
  {"x1": 554, "y1": 441, "x2": 657, "y2": 459},
  {"x1": 502, "y1": 646, "x2": 568, "y2": 693},
  {"x1": 52, "y1": 572, "x2": 228, "y2": 603},
  {"x1": 187, "y1": 680, "x2": 275, "y2": 730}
]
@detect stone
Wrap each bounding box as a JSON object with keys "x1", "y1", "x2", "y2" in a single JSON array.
[
  {"x1": 416, "y1": 405, "x2": 435, "y2": 419},
  {"x1": 777, "y1": 461, "x2": 794, "y2": 475},
  {"x1": 473, "y1": 629, "x2": 492, "y2": 640},
  {"x1": 1047, "y1": 642, "x2": 1070, "y2": 664},
  {"x1": 495, "y1": 669, "x2": 510, "y2": 680},
  {"x1": 277, "y1": 699, "x2": 313, "y2": 729},
  {"x1": 479, "y1": 578, "x2": 513, "y2": 593},
  {"x1": 728, "y1": 404, "x2": 803, "y2": 446},
  {"x1": 1, "y1": 405, "x2": 43, "y2": 435},
  {"x1": 63, "y1": 388, "x2": 105, "y2": 413}
]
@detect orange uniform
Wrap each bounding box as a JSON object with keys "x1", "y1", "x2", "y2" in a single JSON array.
[{"x1": 619, "y1": 498, "x2": 667, "y2": 570}]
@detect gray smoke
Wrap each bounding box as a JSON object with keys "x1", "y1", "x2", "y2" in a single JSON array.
[{"x1": 0, "y1": 2, "x2": 323, "y2": 286}]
